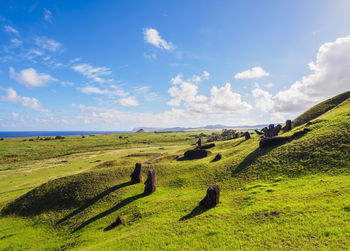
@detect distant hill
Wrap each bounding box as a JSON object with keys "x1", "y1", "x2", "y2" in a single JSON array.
[{"x1": 133, "y1": 124, "x2": 272, "y2": 132}]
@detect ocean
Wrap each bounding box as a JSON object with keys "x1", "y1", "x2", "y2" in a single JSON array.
[{"x1": 0, "y1": 131, "x2": 129, "y2": 138}]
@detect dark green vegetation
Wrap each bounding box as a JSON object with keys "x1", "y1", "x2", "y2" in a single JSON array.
[{"x1": 0, "y1": 92, "x2": 349, "y2": 250}]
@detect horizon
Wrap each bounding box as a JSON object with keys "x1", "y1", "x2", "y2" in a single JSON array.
[{"x1": 1, "y1": 1, "x2": 350, "y2": 131}]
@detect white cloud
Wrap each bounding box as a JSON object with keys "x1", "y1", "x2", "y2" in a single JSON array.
[
  {"x1": 252, "y1": 35, "x2": 350, "y2": 114},
  {"x1": 235, "y1": 66, "x2": 270, "y2": 79},
  {"x1": 61, "y1": 81, "x2": 74, "y2": 87},
  {"x1": 263, "y1": 82, "x2": 273, "y2": 88},
  {"x1": 35, "y1": 37, "x2": 61, "y2": 52},
  {"x1": 203, "y1": 70, "x2": 210, "y2": 80},
  {"x1": 3, "y1": 25, "x2": 19, "y2": 36},
  {"x1": 0, "y1": 88, "x2": 50, "y2": 112},
  {"x1": 118, "y1": 96, "x2": 139, "y2": 107},
  {"x1": 72, "y1": 63, "x2": 112, "y2": 83},
  {"x1": 80, "y1": 86, "x2": 108, "y2": 94},
  {"x1": 167, "y1": 74, "x2": 251, "y2": 115},
  {"x1": 43, "y1": 8, "x2": 53, "y2": 23},
  {"x1": 143, "y1": 28, "x2": 174, "y2": 50},
  {"x1": 143, "y1": 52, "x2": 157, "y2": 60},
  {"x1": 10, "y1": 67, "x2": 58, "y2": 87},
  {"x1": 3, "y1": 38, "x2": 23, "y2": 52}
]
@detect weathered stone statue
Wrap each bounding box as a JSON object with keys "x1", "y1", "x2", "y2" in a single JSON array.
[
  {"x1": 285, "y1": 120, "x2": 292, "y2": 132},
  {"x1": 197, "y1": 137, "x2": 202, "y2": 147},
  {"x1": 130, "y1": 163, "x2": 142, "y2": 184},
  {"x1": 199, "y1": 184, "x2": 220, "y2": 209},
  {"x1": 144, "y1": 168, "x2": 156, "y2": 195},
  {"x1": 244, "y1": 132, "x2": 250, "y2": 140}
]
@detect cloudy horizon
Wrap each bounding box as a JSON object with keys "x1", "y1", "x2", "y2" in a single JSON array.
[{"x1": 1, "y1": 1, "x2": 350, "y2": 131}]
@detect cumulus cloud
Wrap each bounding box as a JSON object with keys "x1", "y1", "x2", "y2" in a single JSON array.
[
  {"x1": 3, "y1": 25, "x2": 19, "y2": 36},
  {"x1": 143, "y1": 28, "x2": 174, "y2": 50},
  {"x1": 0, "y1": 88, "x2": 50, "y2": 112},
  {"x1": 72, "y1": 63, "x2": 112, "y2": 83},
  {"x1": 252, "y1": 35, "x2": 350, "y2": 115},
  {"x1": 43, "y1": 8, "x2": 53, "y2": 23},
  {"x1": 10, "y1": 67, "x2": 58, "y2": 87},
  {"x1": 118, "y1": 96, "x2": 139, "y2": 107},
  {"x1": 167, "y1": 74, "x2": 251, "y2": 115},
  {"x1": 35, "y1": 37, "x2": 61, "y2": 52},
  {"x1": 235, "y1": 66, "x2": 269, "y2": 79}
]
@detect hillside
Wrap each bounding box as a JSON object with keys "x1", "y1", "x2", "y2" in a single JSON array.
[
  {"x1": 292, "y1": 91, "x2": 350, "y2": 127},
  {"x1": 0, "y1": 94, "x2": 349, "y2": 250}
]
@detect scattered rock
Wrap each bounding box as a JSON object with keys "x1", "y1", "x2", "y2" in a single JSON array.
[
  {"x1": 144, "y1": 168, "x2": 156, "y2": 195},
  {"x1": 199, "y1": 184, "x2": 220, "y2": 209},
  {"x1": 212, "y1": 153, "x2": 222, "y2": 162},
  {"x1": 107, "y1": 216, "x2": 124, "y2": 229},
  {"x1": 130, "y1": 163, "x2": 142, "y2": 184},
  {"x1": 199, "y1": 143, "x2": 215, "y2": 149},
  {"x1": 265, "y1": 211, "x2": 280, "y2": 218},
  {"x1": 244, "y1": 132, "x2": 251, "y2": 140},
  {"x1": 184, "y1": 149, "x2": 209, "y2": 159}
]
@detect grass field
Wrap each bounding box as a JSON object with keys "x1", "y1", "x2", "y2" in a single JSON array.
[{"x1": 0, "y1": 94, "x2": 349, "y2": 250}]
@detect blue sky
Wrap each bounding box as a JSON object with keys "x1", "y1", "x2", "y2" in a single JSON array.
[{"x1": 0, "y1": 0, "x2": 350, "y2": 130}]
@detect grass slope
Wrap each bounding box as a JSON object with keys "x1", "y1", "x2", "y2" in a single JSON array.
[
  {"x1": 0, "y1": 95, "x2": 349, "y2": 250},
  {"x1": 292, "y1": 90, "x2": 350, "y2": 127}
]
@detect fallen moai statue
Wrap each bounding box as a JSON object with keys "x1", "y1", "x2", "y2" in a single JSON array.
[
  {"x1": 259, "y1": 128, "x2": 311, "y2": 148},
  {"x1": 184, "y1": 149, "x2": 209, "y2": 159},
  {"x1": 199, "y1": 184, "x2": 220, "y2": 209},
  {"x1": 255, "y1": 129, "x2": 264, "y2": 135},
  {"x1": 212, "y1": 153, "x2": 222, "y2": 162},
  {"x1": 144, "y1": 168, "x2": 156, "y2": 195},
  {"x1": 130, "y1": 163, "x2": 142, "y2": 184}
]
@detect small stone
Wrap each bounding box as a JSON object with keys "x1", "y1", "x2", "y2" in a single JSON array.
[{"x1": 212, "y1": 153, "x2": 222, "y2": 162}]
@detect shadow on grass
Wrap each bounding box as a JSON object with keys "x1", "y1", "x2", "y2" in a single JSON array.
[
  {"x1": 179, "y1": 205, "x2": 209, "y2": 221},
  {"x1": 232, "y1": 132, "x2": 311, "y2": 175},
  {"x1": 57, "y1": 181, "x2": 132, "y2": 224},
  {"x1": 232, "y1": 147, "x2": 275, "y2": 175},
  {"x1": 73, "y1": 192, "x2": 146, "y2": 232}
]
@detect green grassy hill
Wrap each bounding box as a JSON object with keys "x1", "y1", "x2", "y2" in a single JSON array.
[
  {"x1": 292, "y1": 91, "x2": 350, "y2": 127},
  {"x1": 0, "y1": 93, "x2": 349, "y2": 250}
]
